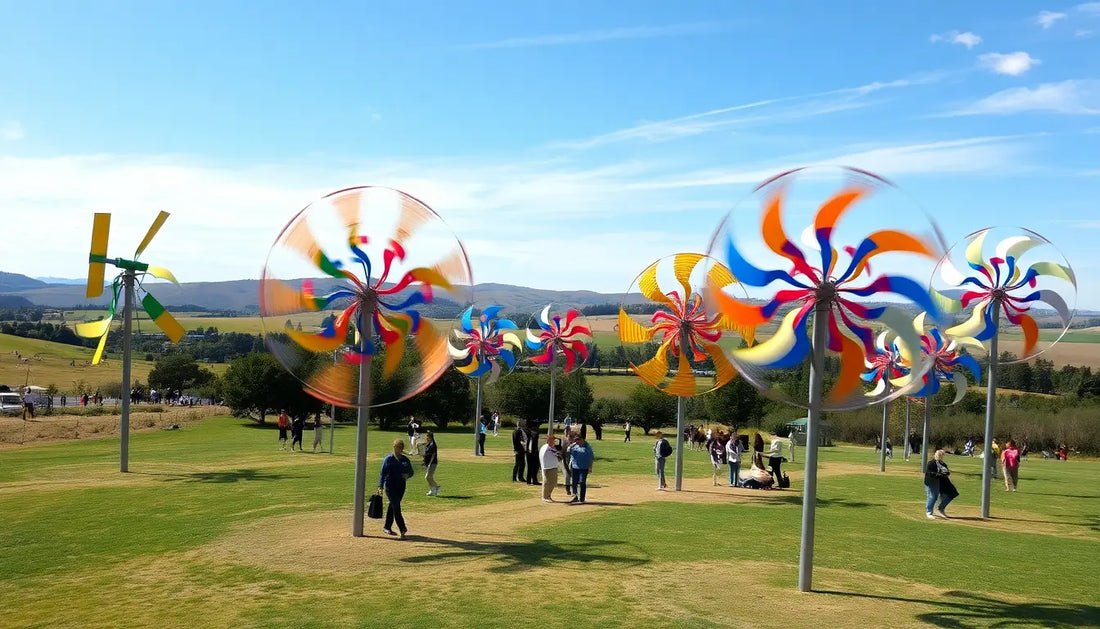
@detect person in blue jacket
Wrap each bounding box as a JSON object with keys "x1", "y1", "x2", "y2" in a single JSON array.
[
  {"x1": 378, "y1": 439, "x2": 415, "y2": 538},
  {"x1": 568, "y1": 435, "x2": 595, "y2": 503}
]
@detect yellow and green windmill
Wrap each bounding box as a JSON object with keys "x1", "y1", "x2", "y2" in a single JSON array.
[{"x1": 76, "y1": 211, "x2": 185, "y2": 472}]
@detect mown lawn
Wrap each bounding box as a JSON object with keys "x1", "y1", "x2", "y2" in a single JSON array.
[{"x1": 0, "y1": 417, "x2": 1097, "y2": 628}]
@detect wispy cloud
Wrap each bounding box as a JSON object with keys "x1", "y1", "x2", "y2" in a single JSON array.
[
  {"x1": 551, "y1": 73, "x2": 946, "y2": 150},
  {"x1": 0, "y1": 121, "x2": 24, "y2": 141},
  {"x1": 930, "y1": 30, "x2": 982, "y2": 48},
  {"x1": 1036, "y1": 10, "x2": 1067, "y2": 28},
  {"x1": 978, "y1": 52, "x2": 1041, "y2": 76},
  {"x1": 945, "y1": 80, "x2": 1100, "y2": 116},
  {"x1": 460, "y1": 22, "x2": 728, "y2": 50},
  {"x1": 1077, "y1": 2, "x2": 1100, "y2": 16}
]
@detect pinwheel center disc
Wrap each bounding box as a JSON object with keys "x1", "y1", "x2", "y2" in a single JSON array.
[
  {"x1": 990, "y1": 288, "x2": 1007, "y2": 302},
  {"x1": 815, "y1": 281, "x2": 837, "y2": 304}
]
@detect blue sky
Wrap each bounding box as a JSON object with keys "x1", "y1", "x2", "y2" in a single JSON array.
[{"x1": 1, "y1": 2, "x2": 1098, "y2": 308}]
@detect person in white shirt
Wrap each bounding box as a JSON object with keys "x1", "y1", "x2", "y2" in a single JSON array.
[
  {"x1": 538, "y1": 435, "x2": 562, "y2": 502},
  {"x1": 653, "y1": 431, "x2": 670, "y2": 490},
  {"x1": 726, "y1": 434, "x2": 744, "y2": 487}
]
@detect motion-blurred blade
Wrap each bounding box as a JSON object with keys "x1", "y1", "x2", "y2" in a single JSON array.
[
  {"x1": 135, "y1": 211, "x2": 170, "y2": 258},
  {"x1": 86, "y1": 213, "x2": 111, "y2": 298}
]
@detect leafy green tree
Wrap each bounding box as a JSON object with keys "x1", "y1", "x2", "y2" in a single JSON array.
[
  {"x1": 487, "y1": 372, "x2": 557, "y2": 431},
  {"x1": 559, "y1": 370, "x2": 594, "y2": 423},
  {"x1": 591, "y1": 398, "x2": 626, "y2": 427},
  {"x1": 409, "y1": 367, "x2": 472, "y2": 429},
  {"x1": 703, "y1": 376, "x2": 767, "y2": 429},
  {"x1": 626, "y1": 384, "x2": 677, "y2": 435},
  {"x1": 221, "y1": 353, "x2": 286, "y2": 423},
  {"x1": 148, "y1": 354, "x2": 214, "y2": 393}
]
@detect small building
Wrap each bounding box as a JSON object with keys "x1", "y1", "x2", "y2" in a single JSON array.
[{"x1": 785, "y1": 417, "x2": 834, "y2": 447}]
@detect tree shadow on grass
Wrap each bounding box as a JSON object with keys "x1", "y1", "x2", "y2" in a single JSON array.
[
  {"x1": 398, "y1": 536, "x2": 649, "y2": 573},
  {"x1": 153, "y1": 468, "x2": 301, "y2": 483},
  {"x1": 816, "y1": 589, "x2": 1100, "y2": 628}
]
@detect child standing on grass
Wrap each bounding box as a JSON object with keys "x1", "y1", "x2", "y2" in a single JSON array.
[{"x1": 1001, "y1": 440, "x2": 1020, "y2": 492}]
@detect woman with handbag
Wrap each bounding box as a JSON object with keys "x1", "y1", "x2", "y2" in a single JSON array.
[
  {"x1": 924, "y1": 449, "x2": 959, "y2": 519},
  {"x1": 378, "y1": 439, "x2": 415, "y2": 539}
]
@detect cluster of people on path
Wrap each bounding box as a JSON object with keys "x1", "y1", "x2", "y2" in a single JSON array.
[
  {"x1": 276, "y1": 410, "x2": 326, "y2": 453},
  {"x1": 537, "y1": 430, "x2": 595, "y2": 503}
]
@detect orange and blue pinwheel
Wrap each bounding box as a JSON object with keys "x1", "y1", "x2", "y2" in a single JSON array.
[
  {"x1": 525, "y1": 305, "x2": 592, "y2": 373},
  {"x1": 449, "y1": 305, "x2": 523, "y2": 383}
]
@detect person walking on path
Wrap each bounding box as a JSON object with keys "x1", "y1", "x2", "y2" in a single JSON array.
[
  {"x1": 378, "y1": 439, "x2": 415, "y2": 538},
  {"x1": 407, "y1": 417, "x2": 421, "y2": 456},
  {"x1": 277, "y1": 410, "x2": 290, "y2": 450},
  {"x1": 624, "y1": 420, "x2": 632, "y2": 442},
  {"x1": 476, "y1": 417, "x2": 487, "y2": 456},
  {"x1": 726, "y1": 433, "x2": 744, "y2": 487},
  {"x1": 1001, "y1": 439, "x2": 1021, "y2": 492},
  {"x1": 568, "y1": 434, "x2": 595, "y2": 503},
  {"x1": 423, "y1": 431, "x2": 441, "y2": 496},
  {"x1": 709, "y1": 434, "x2": 727, "y2": 486},
  {"x1": 989, "y1": 438, "x2": 1001, "y2": 479},
  {"x1": 539, "y1": 435, "x2": 561, "y2": 502},
  {"x1": 311, "y1": 413, "x2": 324, "y2": 453},
  {"x1": 562, "y1": 433, "x2": 574, "y2": 497},
  {"x1": 924, "y1": 449, "x2": 959, "y2": 519},
  {"x1": 492, "y1": 411, "x2": 500, "y2": 437},
  {"x1": 290, "y1": 414, "x2": 305, "y2": 451},
  {"x1": 654, "y1": 431, "x2": 671, "y2": 490},
  {"x1": 512, "y1": 420, "x2": 527, "y2": 482},
  {"x1": 525, "y1": 425, "x2": 540, "y2": 485}
]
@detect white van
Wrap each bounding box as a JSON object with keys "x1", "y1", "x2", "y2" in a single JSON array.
[{"x1": 0, "y1": 392, "x2": 24, "y2": 416}]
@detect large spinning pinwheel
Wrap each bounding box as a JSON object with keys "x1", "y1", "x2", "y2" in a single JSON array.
[
  {"x1": 901, "y1": 313, "x2": 982, "y2": 473},
  {"x1": 931, "y1": 226, "x2": 1075, "y2": 519},
  {"x1": 450, "y1": 305, "x2": 522, "y2": 454},
  {"x1": 618, "y1": 253, "x2": 755, "y2": 490},
  {"x1": 76, "y1": 211, "x2": 185, "y2": 473},
  {"x1": 861, "y1": 331, "x2": 911, "y2": 472},
  {"x1": 260, "y1": 186, "x2": 472, "y2": 536},
  {"x1": 525, "y1": 304, "x2": 592, "y2": 434},
  {"x1": 705, "y1": 166, "x2": 942, "y2": 592}
]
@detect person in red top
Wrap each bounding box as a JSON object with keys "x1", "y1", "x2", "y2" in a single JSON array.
[
  {"x1": 276, "y1": 411, "x2": 290, "y2": 451},
  {"x1": 1001, "y1": 439, "x2": 1021, "y2": 492}
]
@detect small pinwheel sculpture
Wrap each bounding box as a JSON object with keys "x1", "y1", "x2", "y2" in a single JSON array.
[
  {"x1": 861, "y1": 331, "x2": 912, "y2": 471},
  {"x1": 618, "y1": 253, "x2": 755, "y2": 490},
  {"x1": 930, "y1": 226, "x2": 1075, "y2": 518},
  {"x1": 525, "y1": 304, "x2": 592, "y2": 433},
  {"x1": 260, "y1": 186, "x2": 472, "y2": 536},
  {"x1": 449, "y1": 305, "x2": 523, "y2": 454},
  {"x1": 705, "y1": 166, "x2": 943, "y2": 592}
]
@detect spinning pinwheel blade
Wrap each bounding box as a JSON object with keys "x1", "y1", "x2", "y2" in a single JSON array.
[
  {"x1": 618, "y1": 253, "x2": 755, "y2": 490},
  {"x1": 705, "y1": 166, "x2": 942, "y2": 592},
  {"x1": 75, "y1": 211, "x2": 185, "y2": 473},
  {"x1": 449, "y1": 305, "x2": 523, "y2": 455},
  {"x1": 860, "y1": 331, "x2": 915, "y2": 472},
  {"x1": 930, "y1": 226, "x2": 1075, "y2": 519},
  {"x1": 525, "y1": 304, "x2": 592, "y2": 435},
  {"x1": 260, "y1": 186, "x2": 472, "y2": 536}
]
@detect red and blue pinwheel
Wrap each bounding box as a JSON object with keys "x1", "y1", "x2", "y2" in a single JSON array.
[
  {"x1": 449, "y1": 305, "x2": 523, "y2": 383},
  {"x1": 525, "y1": 305, "x2": 592, "y2": 373}
]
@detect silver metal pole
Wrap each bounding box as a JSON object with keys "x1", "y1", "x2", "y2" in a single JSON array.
[
  {"x1": 547, "y1": 352, "x2": 557, "y2": 437},
  {"x1": 674, "y1": 396, "x2": 685, "y2": 491},
  {"x1": 879, "y1": 388, "x2": 890, "y2": 472},
  {"x1": 798, "y1": 301, "x2": 829, "y2": 593},
  {"x1": 329, "y1": 351, "x2": 337, "y2": 454},
  {"x1": 473, "y1": 375, "x2": 483, "y2": 456},
  {"x1": 980, "y1": 303, "x2": 1001, "y2": 520},
  {"x1": 351, "y1": 310, "x2": 374, "y2": 537},
  {"x1": 920, "y1": 398, "x2": 931, "y2": 474},
  {"x1": 904, "y1": 398, "x2": 912, "y2": 461},
  {"x1": 119, "y1": 271, "x2": 134, "y2": 473}
]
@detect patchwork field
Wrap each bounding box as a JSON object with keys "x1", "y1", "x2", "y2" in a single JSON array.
[{"x1": 1, "y1": 417, "x2": 1097, "y2": 628}]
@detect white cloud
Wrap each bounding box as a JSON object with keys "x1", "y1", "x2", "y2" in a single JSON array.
[
  {"x1": 947, "y1": 80, "x2": 1100, "y2": 115},
  {"x1": 1036, "y1": 10, "x2": 1067, "y2": 28},
  {"x1": 978, "y1": 52, "x2": 1041, "y2": 76},
  {"x1": 0, "y1": 121, "x2": 24, "y2": 141},
  {"x1": 1077, "y1": 29, "x2": 1096, "y2": 37},
  {"x1": 930, "y1": 30, "x2": 982, "y2": 48},
  {"x1": 1077, "y1": 2, "x2": 1100, "y2": 16},
  {"x1": 461, "y1": 22, "x2": 728, "y2": 50}
]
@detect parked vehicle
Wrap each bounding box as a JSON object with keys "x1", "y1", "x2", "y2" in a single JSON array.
[{"x1": 0, "y1": 392, "x2": 24, "y2": 416}]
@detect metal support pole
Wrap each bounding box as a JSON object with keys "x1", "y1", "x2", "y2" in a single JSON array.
[
  {"x1": 904, "y1": 398, "x2": 912, "y2": 461},
  {"x1": 119, "y1": 271, "x2": 134, "y2": 473},
  {"x1": 980, "y1": 305, "x2": 1001, "y2": 520},
  {"x1": 798, "y1": 301, "x2": 829, "y2": 593},
  {"x1": 879, "y1": 389, "x2": 890, "y2": 472},
  {"x1": 351, "y1": 310, "x2": 374, "y2": 537},
  {"x1": 920, "y1": 398, "x2": 931, "y2": 474},
  {"x1": 547, "y1": 353, "x2": 557, "y2": 436},
  {"x1": 674, "y1": 396, "x2": 685, "y2": 491},
  {"x1": 473, "y1": 375, "x2": 484, "y2": 456},
  {"x1": 329, "y1": 351, "x2": 337, "y2": 454}
]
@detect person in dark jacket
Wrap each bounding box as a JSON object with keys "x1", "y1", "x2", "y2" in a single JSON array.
[
  {"x1": 525, "y1": 425, "x2": 540, "y2": 485},
  {"x1": 512, "y1": 420, "x2": 527, "y2": 482},
  {"x1": 423, "y1": 431, "x2": 440, "y2": 496},
  {"x1": 290, "y1": 415, "x2": 305, "y2": 451},
  {"x1": 377, "y1": 439, "x2": 415, "y2": 538},
  {"x1": 924, "y1": 449, "x2": 958, "y2": 519}
]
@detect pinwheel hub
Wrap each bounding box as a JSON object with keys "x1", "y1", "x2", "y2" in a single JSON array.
[{"x1": 814, "y1": 280, "x2": 837, "y2": 305}]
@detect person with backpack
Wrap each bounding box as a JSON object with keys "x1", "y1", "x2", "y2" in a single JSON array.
[
  {"x1": 377, "y1": 439, "x2": 415, "y2": 538},
  {"x1": 654, "y1": 431, "x2": 672, "y2": 490}
]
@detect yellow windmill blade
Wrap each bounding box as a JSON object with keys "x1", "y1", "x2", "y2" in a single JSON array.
[
  {"x1": 135, "y1": 211, "x2": 170, "y2": 258},
  {"x1": 86, "y1": 213, "x2": 111, "y2": 298},
  {"x1": 141, "y1": 293, "x2": 185, "y2": 343}
]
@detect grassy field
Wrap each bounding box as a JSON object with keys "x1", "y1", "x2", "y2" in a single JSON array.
[{"x1": 0, "y1": 416, "x2": 1097, "y2": 628}]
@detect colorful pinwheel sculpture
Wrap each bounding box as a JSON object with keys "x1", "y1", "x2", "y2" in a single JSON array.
[
  {"x1": 705, "y1": 166, "x2": 942, "y2": 592},
  {"x1": 75, "y1": 211, "x2": 185, "y2": 473},
  {"x1": 860, "y1": 331, "x2": 911, "y2": 472},
  {"x1": 930, "y1": 227, "x2": 1075, "y2": 518},
  {"x1": 449, "y1": 305, "x2": 523, "y2": 454},
  {"x1": 618, "y1": 253, "x2": 755, "y2": 490},
  {"x1": 525, "y1": 304, "x2": 592, "y2": 434},
  {"x1": 260, "y1": 186, "x2": 472, "y2": 536}
]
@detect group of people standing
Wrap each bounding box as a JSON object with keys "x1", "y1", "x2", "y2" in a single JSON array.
[
  {"x1": 537, "y1": 430, "x2": 595, "y2": 503},
  {"x1": 276, "y1": 411, "x2": 325, "y2": 452}
]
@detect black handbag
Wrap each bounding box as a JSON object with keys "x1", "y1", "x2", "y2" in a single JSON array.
[{"x1": 367, "y1": 493, "x2": 383, "y2": 519}]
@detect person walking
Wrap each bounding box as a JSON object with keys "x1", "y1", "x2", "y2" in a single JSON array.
[
  {"x1": 562, "y1": 433, "x2": 574, "y2": 497},
  {"x1": 512, "y1": 420, "x2": 527, "y2": 482},
  {"x1": 654, "y1": 431, "x2": 671, "y2": 490},
  {"x1": 492, "y1": 411, "x2": 500, "y2": 437},
  {"x1": 525, "y1": 425, "x2": 540, "y2": 485},
  {"x1": 423, "y1": 431, "x2": 441, "y2": 496},
  {"x1": 290, "y1": 414, "x2": 305, "y2": 451},
  {"x1": 709, "y1": 433, "x2": 727, "y2": 486},
  {"x1": 277, "y1": 411, "x2": 290, "y2": 450},
  {"x1": 311, "y1": 413, "x2": 324, "y2": 453},
  {"x1": 990, "y1": 438, "x2": 1001, "y2": 479},
  {"x1": 924, "y1": 449, "x2": 959, "y2": 519},
  {"x1": 726, "y1": 432, "x2": 744, "y2": 487},
  {"x1": 539, "y1": 435, "x2": 561, "y2": 502},
  {"x1": 476, "y1": 417, "x2": 487, "y2": 456},
  {"x1": 624, "y1": 420, "x2": 632, "y2": 443},
  {"x1": 1001, "y1": 439, "x2": 1020, "y2": 492},
  {"x1": 377, "y1": 439, "x2": 415, "y2": 538},
  {"x1": 569, "y1": 434, "x2": 595, "y2": 503},
  {"x1": 407, "y1": 417, "x2": 421, "y2": 455}
]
